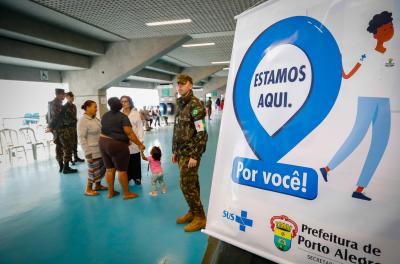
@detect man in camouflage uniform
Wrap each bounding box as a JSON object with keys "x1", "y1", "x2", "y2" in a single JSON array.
[
  {"x1": 172, "y1": 74, "x2": 208, "y2": 232},
  {"x1": 47, "y1": 89, "x2": 77, "y2": 174},
  {"x1": 65, "y1": 92, "x2": 84, "y2": 165}
]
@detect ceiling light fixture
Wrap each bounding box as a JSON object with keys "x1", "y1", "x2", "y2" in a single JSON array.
[
  {"x1": 146, "y1": 19, "x2": 192, "y2": 26},
  {"x1": 182, "y1": 42, "x2": 215, "y2": 47},
  {"x1": 211, "y1": 61, "x2": 230, "y2": 64},
  {"x1": 223, "y1": 67, "x2": 230, "y2": 70}
]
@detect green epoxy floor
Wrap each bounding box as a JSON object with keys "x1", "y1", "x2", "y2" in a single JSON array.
[{"x1": 0, "y1": 114, "x2": 222, "y2": 264}]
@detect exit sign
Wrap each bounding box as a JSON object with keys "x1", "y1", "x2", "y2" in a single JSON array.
[{"x1": 162, "y1": 88, "x2": 170, "y2": 97}]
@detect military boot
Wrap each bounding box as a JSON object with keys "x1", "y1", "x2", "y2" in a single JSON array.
[
  {"x1": 74, "y1": 156, "x2": 85, "y2": 163},
  {"x1": 63, "y1": 162, "x2": 78, "y2": 174},
  {"x1": 58, "y1": 161, "x2": 64, "y2": 173},
  {"x1": 184, "y1": 216, "x2": 206, "y2": 232},
  {"x1": 176, "y1": 211, "x2": 194, "y2": 224}
]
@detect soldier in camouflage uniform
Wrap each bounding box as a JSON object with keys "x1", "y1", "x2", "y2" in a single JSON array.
[
  {"x1": 172, "y1": 74, "x2": 208, "y2": 232},
  {"x1": 47, "y1": 89, "x2": 78, "y2": 174},
  {"x1": 57, "y1": 92, "x2": 80, "y2": 173},
  {"x1": 65, "y1": 92, "x2": 85, "y2": 165}
]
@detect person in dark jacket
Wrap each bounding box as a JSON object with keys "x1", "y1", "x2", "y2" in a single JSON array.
[{"x1": 99, "y1": 97, "x2": 145, "y2": 200}]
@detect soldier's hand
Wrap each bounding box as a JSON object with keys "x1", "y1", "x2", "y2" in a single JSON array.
[
  {"x1": 45, "y1": 127, "x2": 52, "y2": 133},
  {"x1": 188, "y1": 158, "x2": 197, "y2": 168},
  {"x1": 171, "y1": 154, "x2": 177, "y2": 164}
]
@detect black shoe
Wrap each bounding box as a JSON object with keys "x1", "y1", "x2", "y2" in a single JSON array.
[
  {"x1": 352, "y1": 191, "x2": 371, "y2": 201},
  {"x1": 319, "y1": 167, "x2": 328, "y2": 182},
  {"x1": 58, "y1": 161, "x2": 64, "y2": 173},
  {"x1": 63, "y1": 162, "x2": 78, "y2": 174},
  {"x1": 74, "y1": 157, "x2": 85, "y2": 163}
]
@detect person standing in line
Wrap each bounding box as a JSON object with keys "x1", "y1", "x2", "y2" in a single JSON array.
[
  {"x1": 215, "y1": 98, "x2": 221, "y2": 112},
  {"x1": 65, "y1": 92, "x2": 85, "y2": 165},
  {"x1": 172, "y1": 74, "x2": 208, "y2": 232},
  {"x1": 78, "y1": 100, "x2": 108, "y2": 196},
  {"x1": 161, "y1": 105, "x2": 169, "y2": 126},
  {"x1": 206, "y1": 98, "x2": 212, "y2": 120},
  {"x1": 141, "y1": 106, "x2": 151, "y2": 131},
  {"x1": 150, "y1": 107, "x2": 156, "y2": 127},
  {"x1": 139, "y1": 107, "x2": 148, "y2": 131},
  {"x1": 46, "y1": 88, "x2": 77, "y2": 174},
  {"x1": 121, "y1": 95, "x2": 144, "y2": 185},
  {"x1": 99, "y1": 97, "x2": 145, "y2": 200},
  {"x1": 154, "y1": 106, "x2": 161, "y2": 127},
  {"x1": 147, "y1": 107, "x2": 154, "y2": 129}
]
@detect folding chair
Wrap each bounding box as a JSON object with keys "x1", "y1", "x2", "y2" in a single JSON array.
[
  {"x1": 19, "y1": 127, "x2": 46, "y2": 160},
  {"x1": 0, "y1": 128, "x2": 27, "y2": 165},
  {"x1": 0, "y1": 133, "x2": 4, "y2": 164}
]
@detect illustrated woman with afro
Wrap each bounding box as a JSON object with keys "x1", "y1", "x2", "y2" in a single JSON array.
[{"x1": 320, "y1": 11, "x2": 395, "y2": 201}]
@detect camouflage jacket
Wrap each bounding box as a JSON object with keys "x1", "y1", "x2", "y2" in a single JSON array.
[
  {"x1": 48, "y1": 98, "x2": 64, "y2": 129},
  {"x1": 172, "y1": 90, "x2": 208, "y2": 160},
  {"x1": 61, "y1": 102, "x2": 78, "y2": 128}
]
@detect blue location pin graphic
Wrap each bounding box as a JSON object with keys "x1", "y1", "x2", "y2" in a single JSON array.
[{"x1": 233, "y1": 16, "x2": 342, "y2": 163}]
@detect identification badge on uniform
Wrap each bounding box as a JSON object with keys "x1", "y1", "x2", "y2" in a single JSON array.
[
  {"x1": 192, "y1": 109, "x2": 199, "y2": 117},
  {"x1": 194, "y1": 119, "x2": 206, "y2": 132}
]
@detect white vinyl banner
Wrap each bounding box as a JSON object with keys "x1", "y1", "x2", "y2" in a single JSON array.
[{"x1": 204, "y1": 0, "x2": 400, "y2": 263}]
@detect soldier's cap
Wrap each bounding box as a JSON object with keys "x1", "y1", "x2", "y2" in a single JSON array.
[
  {"x1": 55, "y1": 88, "x2": 65, "y2": 95},
  {"x1": 66, "y1": 91, "x2": 74, "y2": 97},
  {"x1": 177, "y1": 74, "x2": 193, "y2": 85}
]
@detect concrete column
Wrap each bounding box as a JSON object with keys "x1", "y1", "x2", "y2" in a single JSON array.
[
  {"x1": 98, "y1": 88, "x2": 108, "y2": 117},
  {"x1": 63, "y1": 35, "x2": 191, "y2": 116}
]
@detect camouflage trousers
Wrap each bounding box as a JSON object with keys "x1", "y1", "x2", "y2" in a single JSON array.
[
  {"x1": 178, "y1": 156, "x2": 205, "y2": 217},
  {"x1": 53, "y1": 127, "x2": 77, "y2": 163},
  {"x1": 72, "y1": 128, "x2": 78, "y2": 158}
]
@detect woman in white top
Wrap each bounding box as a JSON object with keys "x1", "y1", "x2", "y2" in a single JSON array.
[
  {"x1": 78, "y1": 100, "x2": 108, "y2": 196},
  {"x1": 121, "y1": 96, "x2": 145, "y2": 185}
]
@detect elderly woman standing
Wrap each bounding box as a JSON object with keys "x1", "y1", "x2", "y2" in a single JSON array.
[
  {"x1": 78, "y1": 100, "x2": 108, "y2": 196},
  {"x1": 99, "y1": 97, "x2": 145, "y2": 200},
  {"x1": 121, "y1": 95, "x2": 144, "y2": 185}
]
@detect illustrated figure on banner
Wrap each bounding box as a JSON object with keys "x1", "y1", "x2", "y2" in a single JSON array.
[{"x1": 320, "y1": 11, "x2": 396, "y2": 201}]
